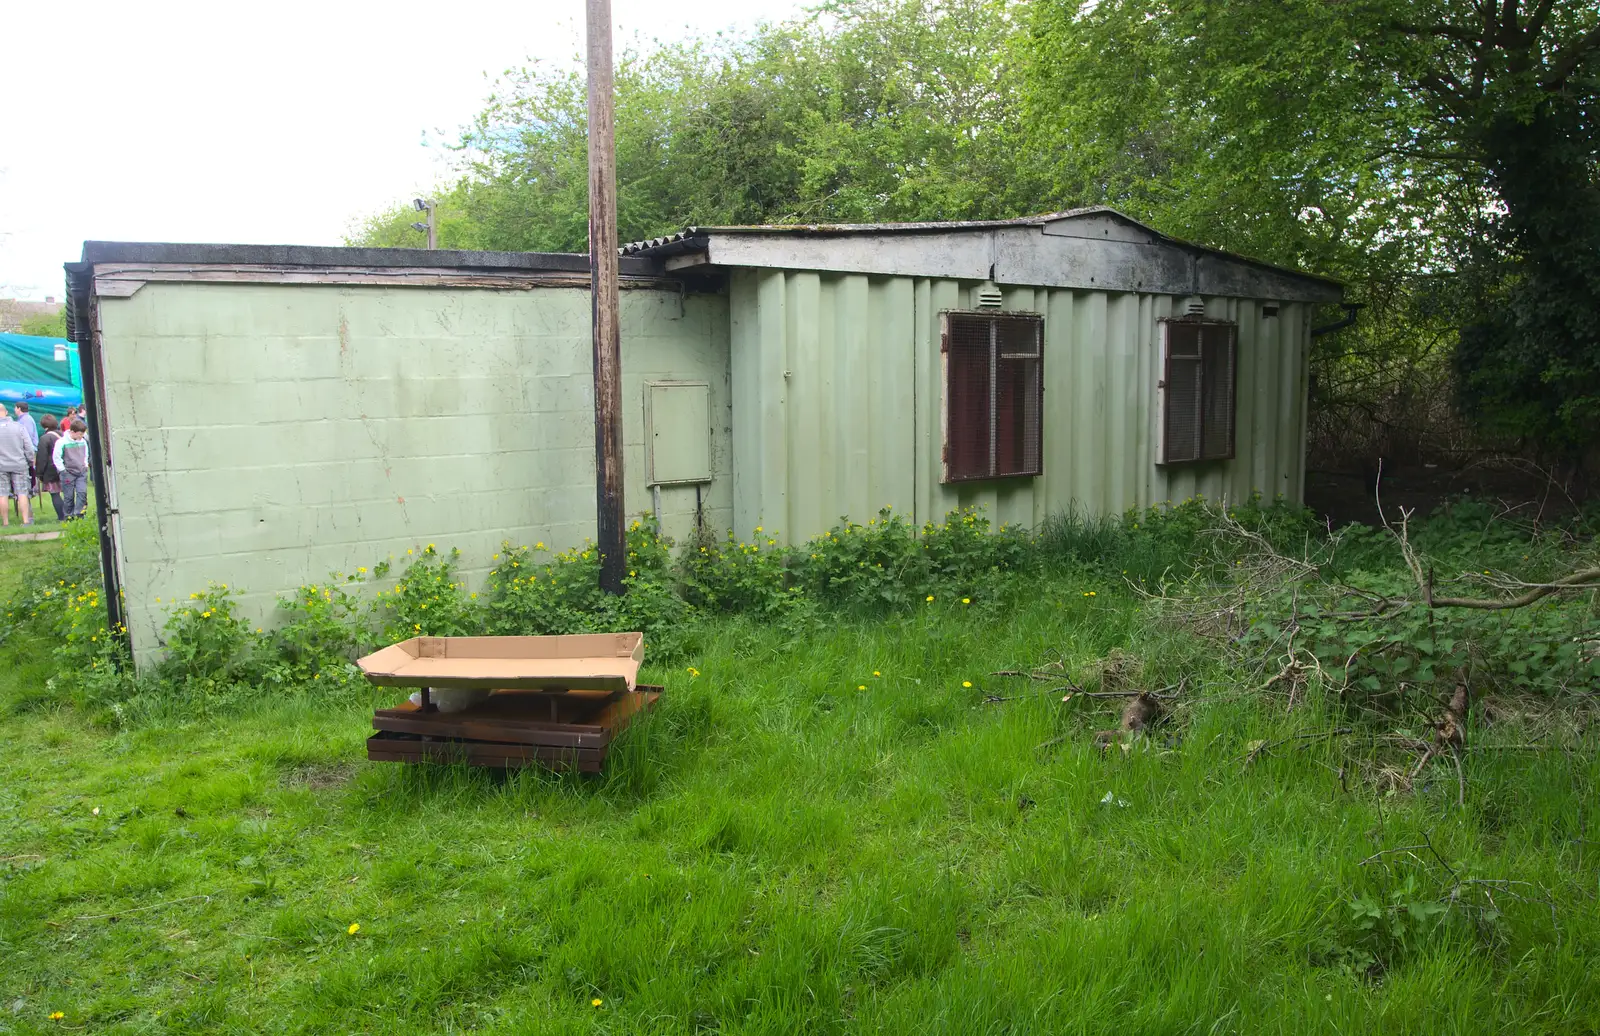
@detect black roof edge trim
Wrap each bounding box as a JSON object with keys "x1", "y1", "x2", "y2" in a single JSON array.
[{"x1": 76, "y1": 241, "x2": 663, "y2": 277}]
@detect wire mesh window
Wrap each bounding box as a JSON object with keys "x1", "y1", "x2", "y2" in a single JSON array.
[
  {"x1": 942, "y1": 312, "x2": 1043, "y2": 482},
  {"x1": 1160, "y1": 319, "x2": 1237, "y2": 463}
]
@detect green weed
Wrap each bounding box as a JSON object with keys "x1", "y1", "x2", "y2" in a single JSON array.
[{"x1": 0, "y1": 502, "x2": 1597, "y2": 1031}]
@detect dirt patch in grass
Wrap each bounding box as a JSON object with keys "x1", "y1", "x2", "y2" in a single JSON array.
[{"x1": 280, "y1": 762, "x2": 357, "y2": 790}]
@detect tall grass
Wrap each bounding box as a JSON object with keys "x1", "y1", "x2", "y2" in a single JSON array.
[{"x1": 0, "y1": 503, "x2": 1597, "y2": 1032}]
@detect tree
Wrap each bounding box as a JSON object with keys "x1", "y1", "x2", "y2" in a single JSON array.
[
  {"x1": 1025, "y1": 0, "x2": 1600, "y2": 456},
  {"x1": 349, "y1": 0, "x2": 1047, "y2": 250},
  {"x1": 18, "y1": 309, "x2": 67, "y2": 339}
]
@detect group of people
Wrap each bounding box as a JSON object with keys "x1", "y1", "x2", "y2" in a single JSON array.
[{"x1": 0, "y1": 401, "x2": 90, "y2": 528}]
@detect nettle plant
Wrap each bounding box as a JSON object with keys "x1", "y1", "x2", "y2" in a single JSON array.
[
  {"x1": 798, "y1": 510, "x2": 929, "y2": 610},
  {"x1": 796, "y1": 507, "x2": 1034, "y2": 611},
  {"x1": 918, "y1": 507, "x2": 1034, "y2": 598},
  {"x1": 484, "y1": 517, "x2": 697, "y2": 660},
  {"x1": 270, "y1": 565, "x2": 387, "y2": 683},
  {"x1": 379, "y1": 546, "x2": 477, "y2": 641},
  {"x1": 677, "y1": 525, "x2": 798, "y2": 616},
  {"x1": 156, "y1": 583, "x2": 263, "y2": 693}
]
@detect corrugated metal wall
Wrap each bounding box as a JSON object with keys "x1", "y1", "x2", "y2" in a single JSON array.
[{"x1": 730, "y1": 269, "x2": 1310, "y2": 542}]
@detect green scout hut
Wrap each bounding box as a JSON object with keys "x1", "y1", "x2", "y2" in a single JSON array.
[{"x1": 65, "y1": 208, "x2": 1341, "y2": 661}]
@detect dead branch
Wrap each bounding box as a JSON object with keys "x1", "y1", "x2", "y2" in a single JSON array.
[
  {"x1": 1377, "y1": 466, "x2": 1600, "y2": 610},
  {"x1": 73, "y1": 894, "x2": 214, "y2": 921},
  {"x1": 1242, "y1": 726, "x2": 1355, "y2": 766},
  {"x1": 1437, "y1": 681, "x2": 1470, "y2": 749},
  {"x1": 1058, "y1": 683, "x2": 1183, "y2": 701},
  {"x1": 1360, "y1": 831, "x2": 1456, "y2": 878},
  {"x1": 1428, "y1": 567, "x2": 1600, "y2": 610}
]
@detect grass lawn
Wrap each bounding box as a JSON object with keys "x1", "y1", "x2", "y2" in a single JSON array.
[
  {"x1": 1, "y1": 532, "x2": 1597, "y2": 1034},
  {"x1": 0, "y1": 484, "x2": 96, "y2": 533}
]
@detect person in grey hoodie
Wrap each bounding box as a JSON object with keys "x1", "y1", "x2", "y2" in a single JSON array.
[
  {"x1": 14, "y1": 402, "x2": 38, "y2": 450},
  {"x1": 54, "y1": 418, "x2": 90, "y2": 521},
  {"x1": 0, "y1": 403, "x2": 36, "y2": 526}
]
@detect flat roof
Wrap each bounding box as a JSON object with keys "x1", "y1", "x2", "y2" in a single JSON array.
[{"x1": 70, "y1": 241, "x2": 663, "y2": 278}]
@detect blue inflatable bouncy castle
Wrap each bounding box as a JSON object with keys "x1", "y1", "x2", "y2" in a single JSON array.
[{"x1": 0, "y1": 333, "x2": 83, "y2": 418}]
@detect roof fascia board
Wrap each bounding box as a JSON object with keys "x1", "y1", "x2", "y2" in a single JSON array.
[
  {"x1": 87, "y1": 263, "x2": 682, "y2": 299},
  {"x1": 706, "y1": 231, "x2": 993, "y2": 281},
  {"x1": 78, "y1": 241, "x2": 663, "y2": 278},
  {"x1": 704, "y1": 226, "x2": 1341, "y2": 303}
]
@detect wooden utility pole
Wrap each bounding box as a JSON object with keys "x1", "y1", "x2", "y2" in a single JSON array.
[{"x1": 587, "y1": 0, "x2": 626, "y2": 595}]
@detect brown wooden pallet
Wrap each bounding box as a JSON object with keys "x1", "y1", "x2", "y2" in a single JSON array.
[
  {"x1": 366, "y1": 686, "x2": 661, "y2": 772},
  {"x1": 367, "y1": 730, "x2": 608, "y2": 772}
]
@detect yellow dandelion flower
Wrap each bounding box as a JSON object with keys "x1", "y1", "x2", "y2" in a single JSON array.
[
  {"x1": 536, "y1": 542, "x2": 545, "y2": 550},
  {"x1": 49, "y1": 1011, "x2": 64, "y2": 1021},
  {"x1": 961, "y1": 597, "x2": 970, "y2": 605},
  {"x1": 962, "y1": 681, "x2": 972, "y2": 688},
  {"x1": 348, "y1": 923, "x2": 360, "y2": 935},
  {"x1": 858, "y1": 684, "x2": 866, "y2": 690},
  {"x1": 358, "y1": 567, "x2": 367, "y2": 574},
  {"x1": 925, "y1": 595, "x2": 934, "y2": 602},
  {"x1": 873, "y1": 670, "x2": 881, "y2": 676},
  {"x1": 406, "y1": 548, "x2": 413, "y2": 555},
  {"x1": 592, "y1": 998, "x2": 603, "y2": 1007}
]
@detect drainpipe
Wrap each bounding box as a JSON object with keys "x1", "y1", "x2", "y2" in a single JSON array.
[{"x1": 1311, "y1": 302, "x2": 1364, "y2": 337}]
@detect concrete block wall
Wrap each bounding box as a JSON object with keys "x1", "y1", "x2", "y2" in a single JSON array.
[{"x1": 96, "y1": 280, "x2": 730, "y2": 662}]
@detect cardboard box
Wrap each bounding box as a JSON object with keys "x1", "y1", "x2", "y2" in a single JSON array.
[{"x1": 355, "y1": 632, "x2": 643, "y2": 692}]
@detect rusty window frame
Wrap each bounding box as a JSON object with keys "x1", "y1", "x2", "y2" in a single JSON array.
[
  {"x1": 1158, "y1": 318, "x2": 1237, "y2": 464},
  {"x1": 941, "y1": 310, "x2": 1044, "y2": 483}
]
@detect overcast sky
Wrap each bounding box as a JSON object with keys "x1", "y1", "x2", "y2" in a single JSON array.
[{"x1": 0, "y1": 0, "x2": 808, "y2": 300}]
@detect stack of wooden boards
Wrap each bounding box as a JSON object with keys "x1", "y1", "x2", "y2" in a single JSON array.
[{"x1": 356, "y1": 632, "x2": 660, "y2": 772}]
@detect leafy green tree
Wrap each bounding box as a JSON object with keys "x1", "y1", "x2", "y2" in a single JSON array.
[
  {"x1": 349, "y1": 0, "x2": 1046, "y2": 250},
  {"x1": 350, "y1": 0, "x2": 1600, "y2": 462},
  {"x1": 18, "y1": 309, "x2": 67, "y2": 339},
  {"x1": 1026, "y1": 0, "x2": 1600, "y2": 456}
]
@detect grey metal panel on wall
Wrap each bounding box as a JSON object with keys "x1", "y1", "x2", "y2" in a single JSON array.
[
  {"x1": 729, "y1": 270, "x2": 1312, "y2": 544},
  {"x1": 710, "y1": 232, "x2": 994, "y2": 283},
  {"x1": 703, "y1": 225, "x2": 1341, "y2": 304}
]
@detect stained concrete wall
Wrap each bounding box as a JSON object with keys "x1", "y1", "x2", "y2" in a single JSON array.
[
  {"x1": 96, "y1": 281, "x2": 730, "y2": 661},
  {"x1": 729, "y1": 269, "x2": 1311, "y2": 541}
]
